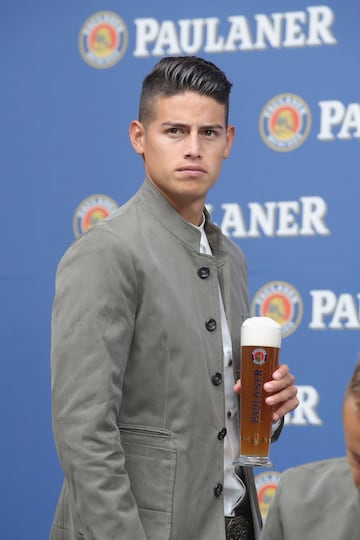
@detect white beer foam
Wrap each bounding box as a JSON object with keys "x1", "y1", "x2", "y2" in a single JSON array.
[{"x1": 241, "y1": 316, "x2": 281, "y2": 347}]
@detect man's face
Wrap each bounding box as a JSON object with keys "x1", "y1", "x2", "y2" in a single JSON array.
[
  {"x1": 343, "y1": 394, "x2": 360, "y2": 490},
  {"x1": 130, "y1": 91, "x2": 234, "y2": 225}
]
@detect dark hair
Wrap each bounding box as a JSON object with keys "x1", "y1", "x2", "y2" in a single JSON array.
[
  {"x1": 139, "y1": 56, "x2": 233, "y2": 126},
  {"x1": 346, "y1": 358, "x2": 360, "y2": 416}
]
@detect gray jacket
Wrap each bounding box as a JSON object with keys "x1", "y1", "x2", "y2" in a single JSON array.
[
  {"x1": 260, "y1": 457, "x2": 360, "y2": 540},
  {"x1": 50, "y1": 180, "x2": 262, "y2": 540}
]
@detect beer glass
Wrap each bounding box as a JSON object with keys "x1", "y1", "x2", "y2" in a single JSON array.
[{"x1": 234, "y1": 316, "x2": 282, "y2": 467}]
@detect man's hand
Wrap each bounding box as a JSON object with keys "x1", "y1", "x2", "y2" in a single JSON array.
[{"x1": 234, "y1": 363, "x2": 299, "y2": 422}]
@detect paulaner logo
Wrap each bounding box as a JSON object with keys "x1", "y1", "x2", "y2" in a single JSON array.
[
  {"x1": 259, "y1": 93, "x2": 312, "y2": 152},
  {"x1": 73, "y1": 194, "x2": 119, "y2": 238},
  {"x1": 79, "y1": 11, "x2": 129, "y2": 69},
  {"x1": 133, "y1": 6, "x2": 337, "y2": 57},
  {"x1": 251, "y1": 348, "x2": 268, "y2": 366},
  {"x1": 78, "y1": 6, "x2": 337, "y2": 66},
  {"x1": 251, "y1": 281, "x2": 303, "y2": 337},
  {"x1": 255, "y1": 471, "x2": 282, "y2": 521}
]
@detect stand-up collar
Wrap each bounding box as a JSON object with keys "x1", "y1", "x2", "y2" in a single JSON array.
[{"x1": 137, "y1": 180, "x2": 223, "y2": 254}]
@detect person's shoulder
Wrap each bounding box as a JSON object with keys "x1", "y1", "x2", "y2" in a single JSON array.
[
  {"x1": 272, "y1": 458, "x2": 349, "y2": 505},
  {"x1": 281, "y1": 457, "x2": 348, "y2": 484},
  {"x1": 56, "y1": 192, "x2": 143, "y2": 269},
  {"x1": 284, "y1": 456, "x2": 346, "y2": 474},
  {"x1": 100, "y1": 190, "x2": 142, "y2": 230},
  {"x1": 76, "y1": 190, "x2": 142, "y2": 244}
]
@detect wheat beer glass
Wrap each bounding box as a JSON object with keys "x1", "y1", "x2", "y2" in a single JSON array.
[{"x1": 234, "y1": 316, "x2": 282, "y2": 467}]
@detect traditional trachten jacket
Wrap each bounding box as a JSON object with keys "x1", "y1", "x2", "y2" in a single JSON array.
[
  {"x1": 51, "y1": 180, "x2": 263, "y2": 540},
  {"x1": 260, "y1": 457, "x2": 360, "y2": 540}
]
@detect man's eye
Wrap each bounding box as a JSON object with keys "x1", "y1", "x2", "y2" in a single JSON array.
[
  {"x1": 204, "y1": 129, "x2": 216, "y2": 137},
  {"x1": 168, "y1": 127, "x2": 182, "y2": 135}
]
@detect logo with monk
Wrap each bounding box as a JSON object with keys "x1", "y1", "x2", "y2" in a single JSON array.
[
  {"x1": 259, "y1": 93, "x2": 311, "y2": 151},
  {"x1": 255, "y1": 471, "x2": 282, "y2": 521},
  {"x1": 251, "y1": 280, "x2": 303, "y2": 337},
  {"x1": 73, "y1": 194, "x2": 119, "y2": 238},
  {"x1": 79, "y1": 11, "x2": 129, "y2": 68},
  {"x1": 251, "y1": 348, "x2": 267, "y2": 366}
]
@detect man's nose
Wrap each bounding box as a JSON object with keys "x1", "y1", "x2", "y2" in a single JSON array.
[{"x1": 184, "y1": 133, "x2": 202, "y2": 158}]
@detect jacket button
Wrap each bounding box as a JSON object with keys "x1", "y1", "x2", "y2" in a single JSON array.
[
  {"x1": 198, "y1": 267, "x2": 210, "y2": 279},
  {"x1": 217, "y1": 427, "x2": 227, "y2": 440},
  {"x1": 211, "y1": 372, "x2": 223, "y2": 386},
  {"x1": 205, "y1": 318, "x2": 217, "y2": 332},
  {"x1": 214, "y1": 483, "x2": 223, "y2": 497}
]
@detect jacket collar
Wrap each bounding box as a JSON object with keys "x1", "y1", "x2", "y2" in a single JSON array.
[{"x1": 137, "y1": 179, "x2": 223, "y2": 254}]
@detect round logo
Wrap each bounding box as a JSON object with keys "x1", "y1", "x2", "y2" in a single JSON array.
[
  {"x1": 79, "y1": 11, "x2": 129, "y2": 69},
  {"x1": 251, "y1": 347, "x2": 268, "y2": 366},
  {"x1": 255, "y1": 471, "x2": 282, "y2": 521},
  {"x1": 251, "y1": 281, "x2": 303, "y2": 337},
  {"x1": 259, "y1": 93, "x2": 311, "y2": 152},
  {"x1": 73, "y1": 194, "x2": 119, "y2": 238}
]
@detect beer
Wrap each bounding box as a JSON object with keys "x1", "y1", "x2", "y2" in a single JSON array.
[{"x1": 238, "y1": 317, "x2": 281, "y2": 466}]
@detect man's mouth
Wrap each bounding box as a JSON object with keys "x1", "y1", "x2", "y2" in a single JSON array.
[{"x1": 177, "y1": 166, "x2": 206, "y2": 175}]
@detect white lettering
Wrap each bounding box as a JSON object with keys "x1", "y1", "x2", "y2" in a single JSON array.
[
  {"x1": 133, "y1": 8, "x2": 337, "y2": 57},
  {"x1": 224, "y1": 16, "x2": 253, "y2": 51},
  {"x1": 276, "y1": 201, "x2": 300, "y2": 235},
  {"x1": 216, "y1": 197, "x2": 329, "y2": 238},
  {"x1": 204, "y1": 18, "x2": 224, "y2": 52},
  {"x1": 318, "y1": 101, "x2": 360, "y2": 140},
  {"x1": 310, "y1": 291, "x2": 360, "y2": 329},
  {"x1": 299, "y1": 196, "x2": 330, "y2": 236},
  {"x1": 309, "y1": 290, "x2": 338, "y2": 329},
  {"x1": 220, "y1": 203, "x2": 247, "y2": 238},
  {"x1": 318, "y1": 100, "x2": 346, "y2": 140},
  {"x1": 178, "y1": 19, "x2": 204, "y2": 54},
  {"x1": 338, "y1": 103, "x2": 360, "y2": 140},
  {"x1": 133, "y1": 18, "x2": 159, "y2": 57},
  {"x1": 329, "y1": 294, "x2": 360, "y2": 329},
  {"x1": 248, "y1": 202, "x2": 277, "y2": 238},
  {"x1": 152, "y1": 20, "x2": 181, "y2": 56},
  {"x1": 254, "y1": 13, "x2": 282, "y2": 50},
  {"x1": 283, "y1": 11, "x2": 307, "y2": 47},
  {"x1": 285, "y1": 385, "x2": 322, "y2": 426},
  {"x1": 306, "y1": 5, "x2": 337, "y2": 46}
]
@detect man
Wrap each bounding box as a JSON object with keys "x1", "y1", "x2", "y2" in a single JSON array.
[
  {"x1": 50, "y1": 56, "x2": 299, "y2": 540},
  {"x1": 260, "y1": 360, "x2": 360, "y2": 540}
]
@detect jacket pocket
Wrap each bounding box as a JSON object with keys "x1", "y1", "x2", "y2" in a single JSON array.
[{"x1": 119, "y1": 425, "x2": 176, "y2": 540}]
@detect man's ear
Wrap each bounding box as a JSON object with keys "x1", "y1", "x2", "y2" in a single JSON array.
[
  {"x1": 223, "y1": 124, "x2": 235, "y2": 159},
  {"x1": 129, "y1": 120, "x2": 145, "y2": 155}
]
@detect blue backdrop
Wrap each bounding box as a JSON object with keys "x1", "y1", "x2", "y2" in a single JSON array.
[{"x1": 2, "y1": 1, "x2": 360, "y2": 537}]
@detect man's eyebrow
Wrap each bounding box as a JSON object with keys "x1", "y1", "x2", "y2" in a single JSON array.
[
  {"x1": 161, "y1": 121, "x2": 225, "y2": 130},
  {"x1": 201, "y1": 123, "x2": 225, "y2": 131},
  {"x1": 161, "y1": 122, "x2": 188, "y2": 128}
]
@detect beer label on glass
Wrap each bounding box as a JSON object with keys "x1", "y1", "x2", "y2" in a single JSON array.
[{"x1": 251, "y1": 348, "x2": 268, "y2": 365}]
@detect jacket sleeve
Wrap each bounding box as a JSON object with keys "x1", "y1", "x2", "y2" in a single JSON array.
[{"x1": 51, "y1": 227, "x2": 148, "y2": 539}]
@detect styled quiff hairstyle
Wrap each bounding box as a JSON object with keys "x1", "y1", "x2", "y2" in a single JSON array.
[
  {"x1": 139, "y1": 56, "x2": 233, "y2": 126},
  {"x1": 345, "y1": 359, "x2": 360, "y2": 418}
]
